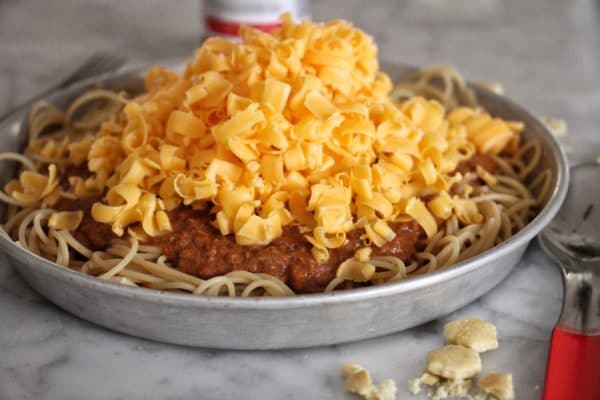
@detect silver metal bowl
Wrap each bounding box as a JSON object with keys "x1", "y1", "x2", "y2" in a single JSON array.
[{"x1": 0, "y1": 62, "x2": 569, "y2": 349}]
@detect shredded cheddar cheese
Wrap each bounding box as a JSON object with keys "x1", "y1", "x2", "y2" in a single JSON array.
[
  {"x1": 7, "y1": 14, "x2": 524, "y2": 259},
  {"x1": 48, "y1": 210, "x2": 84, "y2": 231}
]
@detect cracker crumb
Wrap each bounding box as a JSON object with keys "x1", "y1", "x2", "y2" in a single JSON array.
[
  {"x1": 373, "y1": 379, "x2": 397, "y2": 400},
  {"x1": 420, "y1": 372, "x2": 440, "y2": 386},
  {"x1": 343, "y1": 364, "x2": 373, "y2": 397},
  {"x1": 407, "y1": 372, "x2": 440, "y2": 395},
  {"x1": 433, "y1": 379, "x2": 471, "y2": 400},
  {"x1": 444, "y1": 318, "x2": 499, "y2": 353},
  {"x1": 478, "y1": 373, "x2": 514, "y2": 400},
  {"x1": 407, "y1": 378, "x2": 421, "y2": 395},
  {"x1": 541, "y1": 117, "x2": 567, "y2": 137},
  {"x1": 342, "y1": 363, "x2": 397, "y2": 400},
  {"x1": 402, "y1": 316, "x2": 515, "y2": 399},
  {"x1": 426, "y1": 345, "x2": 482, "y2": 380}
]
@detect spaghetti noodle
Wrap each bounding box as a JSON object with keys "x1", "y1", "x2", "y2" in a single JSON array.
[{"x1": 0, "y1": 15, "x2": 549, "y2": 296}]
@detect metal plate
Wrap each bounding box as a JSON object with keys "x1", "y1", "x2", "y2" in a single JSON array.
[{"x1": 0, "y1": 62, "x2": 569, "y2": 349}]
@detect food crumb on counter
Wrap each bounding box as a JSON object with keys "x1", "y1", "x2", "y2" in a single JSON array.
[
  {"x1": 426, "y1": 345, "x2": 482, "y2": 380},
  {"x1": 541, "y1": 117, "x2": 567, "y2": 137},
  {"x1": 343, "y1": 317, "x2": 514, "y2": 400},
  {"x1": 433, "y1": 378, "x2": 472, "y2": 400},
  {"x1": 478, "y1": 373, "x2": 514, "y2": 400},
  {"x1": 407, "y1": 378, "x2": 421, "y2": 395},
  {"x1": 342, "y1": 363, "x2": 397, "y2": 400},
  {"x1": 444, "y1": 318, "x2": 499, "y2": 353},
  {"x1": 404, "y1": 317, "x2": 514, "y2": 399}
]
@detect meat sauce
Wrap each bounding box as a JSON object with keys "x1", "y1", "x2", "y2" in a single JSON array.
[
  {"x1": 456, "y1": 154, "x2": 497, "y2": 176},
  {"x1": 57, "y1": 153, "x2": 496, "y2": 293},
  {"x1": 150, "y1": 207, "x2": 422, "y2": 293},
  {"x1": 56, "y1": 197, "x2": 116, "y2": 250},
  {"x1": 56, "y1": 196, "x2": 421, "y2": 293}
]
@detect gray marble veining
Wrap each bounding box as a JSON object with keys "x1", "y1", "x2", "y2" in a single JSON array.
[{"x1": 0, "y1": 0, "x2": 597, "y2": 399}]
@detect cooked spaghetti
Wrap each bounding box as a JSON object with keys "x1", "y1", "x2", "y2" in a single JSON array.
[{"x1": 0, "y1": 15, "x2": 550, "y2": 296}]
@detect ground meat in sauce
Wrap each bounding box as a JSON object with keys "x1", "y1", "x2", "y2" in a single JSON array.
[
  {"x1": 456, "y1": 154, "x2": 497, "y2": 175},
  {"x1": 58, "y1": 196, "x2": 421, "y2": 293},
  {"x1": 55, "y1": 153, "x2": 495, "y2": 293},
  {"x1": 58, "y1": 163, "x2": 91, "y2": 190},
  {"x1": 55, "y1": 197, "x2": 116, "y2": 250},
  {"x1": 150, "y1": 207, "x2": 422, "y2": 294},
  {"x1": 453, "y1": 154, "x2": 498, "y2": 193}
]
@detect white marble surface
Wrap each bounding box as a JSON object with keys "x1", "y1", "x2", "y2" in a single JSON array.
[{"x1": 0, "y1": 1, "x2": 598, "y2": 399}]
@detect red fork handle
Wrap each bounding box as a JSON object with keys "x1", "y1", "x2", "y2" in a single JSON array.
[{"x1": 543, "y1": 327, "x2": 600, "y2": 400}]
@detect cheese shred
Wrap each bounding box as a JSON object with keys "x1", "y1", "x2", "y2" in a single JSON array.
[{"x1": 3, "y1": 14, "x2": 527, "y2": 264}]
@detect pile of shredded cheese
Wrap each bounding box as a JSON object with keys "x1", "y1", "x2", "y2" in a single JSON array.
[{"x1": 6, "y1": 14, "x2": 524, "y2": 261}]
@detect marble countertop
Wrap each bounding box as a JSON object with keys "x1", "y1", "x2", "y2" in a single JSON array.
[{"x1": 0, "y1": 1, "x2": 598, "y2": 399}]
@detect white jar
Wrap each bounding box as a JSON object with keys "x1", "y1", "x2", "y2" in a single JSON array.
[{"x1": 203, "y1": 0, "x2": 310, "y2": 39}]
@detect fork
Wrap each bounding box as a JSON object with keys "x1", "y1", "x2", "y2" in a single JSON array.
[{"x1": 0, "y1": 53, "x2": 126, "y2": 121}]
